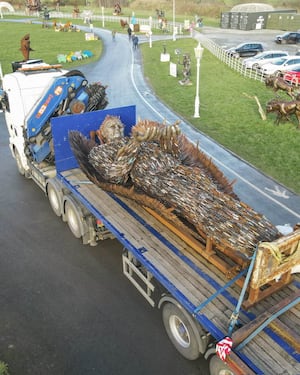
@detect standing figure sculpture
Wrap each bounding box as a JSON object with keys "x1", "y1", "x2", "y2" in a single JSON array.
[
  {"x1": 114, "y1": 3, "x2": 121, "y2": 15},
  {"x1": 179, "y1": 54, "x2": 191, "y2": 85},
  {"x1": 25, "y1": 0, "x2": 41, "y2": 15},
  {"x1": 20, "y1": 34, "x2": 34, "y2": 61}
]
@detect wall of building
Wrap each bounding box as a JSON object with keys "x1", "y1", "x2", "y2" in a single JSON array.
[{"x1": 220, "y1": 10, "x2": 297, "y2": 31}]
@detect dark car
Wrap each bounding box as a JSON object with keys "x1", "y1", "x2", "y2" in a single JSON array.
[
  {"x1": 275, "y1": 32, "x2": 300, "y2": 44},
  {"x1": 225, "y1": 42, "x2": 264, "y2": 58}
]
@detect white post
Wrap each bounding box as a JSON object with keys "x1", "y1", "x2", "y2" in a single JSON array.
[
  {"x1": 149, "y1": 16, "x2": 152, "y2": 48},
  {"x1": 172, "y1": 0, "x2": 176, "y2": 41},
  {"x1": 101, "y1": 6, "x2": 104, "y2": 28},
  {"x1": 194, "y1": 43, "x2": 204, "y2": 118},
  {"x1": 194, "y1": 58, "x2": 200, "y2": 118}
]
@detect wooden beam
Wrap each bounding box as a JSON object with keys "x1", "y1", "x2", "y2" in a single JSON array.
[{"x1": 233, "y1": 289, "x2": 300, "y2": 350}]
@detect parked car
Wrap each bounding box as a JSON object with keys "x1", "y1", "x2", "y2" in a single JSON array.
[
  {"x1": 275, "y1": 32, "x2": 300, "y2": 44},
  {"x1": 225, "y1": 42, "x2": 264, "y2": 58},
  {"x1": 242, "y1": 50, "x2": 289, "y2": 69},
  {"x1": 258, "y1": 56, "x2": 300, "y2": 75},
  {"x1": 283, "y1": 67, "x2": 300, "y2": 85}
]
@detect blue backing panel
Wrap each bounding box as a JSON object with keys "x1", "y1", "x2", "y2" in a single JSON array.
[{"x1": 51, "y1": 105, "x2": 136, "y2": 173}]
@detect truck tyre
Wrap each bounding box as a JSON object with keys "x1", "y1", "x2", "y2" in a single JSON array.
[
  {"x1": 47, "y1": 182, "x2": 62, "y2": 217},
  {"x1": 65, "y1": 200, "x2": 82, "y2": 238},
  {"x1": 14, "y1": 148, "x2": 31, "y2": 178},
  {"x1": 162, "y1": 302, "x2": 201, "y2": 360},
  {"x1": 14, "y1": 148, "x2": 25, "y2": 176},
  {"x1": 209, "y1": 355, "x2": 236, "y2": 375},
  {"x1": 64, "y1": 70, "x2": 86, "y2": 78}
]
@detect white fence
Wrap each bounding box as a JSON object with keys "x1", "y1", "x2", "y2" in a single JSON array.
[
  {"x1": 198, "y1": 34, "x2": 266, "y2": 84},
  {"x1": 7, "y1": 10, "x2": 183, "y2": 33}
]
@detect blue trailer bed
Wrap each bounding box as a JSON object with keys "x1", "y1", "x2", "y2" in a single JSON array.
[{"x1": 51, "y1": 106, "x2": 300, "y2": 375}]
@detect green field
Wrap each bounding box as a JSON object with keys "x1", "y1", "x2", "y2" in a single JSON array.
[
  {"x1": 0, "y1": 20, "x2": 299, "y2": 193},
  {"x1": 0, "y1": 19, "x2": 103, "y2": 74}
]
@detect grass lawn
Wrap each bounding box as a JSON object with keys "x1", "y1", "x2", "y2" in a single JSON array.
[
  {"x1": 0, "y1": 20, "x2": 299, "y2": 193},
  {"x1": 0, "y1": 20, "x2": 102, "y2": 74}
]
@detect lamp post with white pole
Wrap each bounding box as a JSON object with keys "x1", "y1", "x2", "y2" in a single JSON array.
[
  {"x1": 149, "y1": 16, "x2": 152, "y2": 48},
  {"x1": 193, "y1": 42, "x2": 204, "y2": 118},
  {"x1": 101, "y1": 6, "x2": 104, "y2": 28},
  {"x1": 172, "y1": 0, "x2": 176, "y2": 41}
]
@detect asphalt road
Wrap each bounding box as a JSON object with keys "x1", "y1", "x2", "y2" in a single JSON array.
[
  {"x1": 0, "y1": 23, "x2": 299, "y2": 375},
  {"x1": 200, "y1": 26, "x2": 300, "y2": 54}
]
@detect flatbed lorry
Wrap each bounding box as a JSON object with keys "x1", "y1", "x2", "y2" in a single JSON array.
[{"x1": 1, "y1": 61, "x2": 300, "y2": 375}]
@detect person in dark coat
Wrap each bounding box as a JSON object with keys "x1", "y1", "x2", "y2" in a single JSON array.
[
  {"x1": 132, "y1": 35, "x2": 139, "y2": 50},
  {"x1": 127, "y1": 26, "x2": 132, "y2": 40}
]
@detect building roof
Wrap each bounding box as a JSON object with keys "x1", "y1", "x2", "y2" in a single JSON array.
[{"x1": 231, "y1": 3, "x2": 274, "y2": 13}]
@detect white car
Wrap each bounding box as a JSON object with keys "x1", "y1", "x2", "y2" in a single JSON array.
[
  {"x1": 259, "y1": 56, "x2": 300, "y2": 75},
  {"x1": 242, "y1": 51, "x2": 289, "y2": 69}
]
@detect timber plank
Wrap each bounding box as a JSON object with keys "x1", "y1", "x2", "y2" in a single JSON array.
[
  {"x1": 213, "y1": 316, "x2": 298, "y2": 375},
  {"x1": 232, "y1": 290, "x2": 300, "y2": 352},
  {"x1": 77, "y1": 180, "x2": 233, "y2": 316},
  {"x1": 242, "y1": 336, "x2": 299, "y2": 375},
  {"x1": 144, "y1": 248, "x2": 230, "y2": 320}
]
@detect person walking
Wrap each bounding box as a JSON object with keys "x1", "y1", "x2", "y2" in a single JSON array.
[
  {"x1": 132, "y1": 34, "x2": 139, "y2": 50},
  {"x1": 127, "y1": 26, "x2": 132, "y2": 40}
]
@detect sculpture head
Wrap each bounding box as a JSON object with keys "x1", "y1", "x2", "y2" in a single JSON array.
[{"x1": 97, "y1": 115, "x2": 125, "y2": 143}]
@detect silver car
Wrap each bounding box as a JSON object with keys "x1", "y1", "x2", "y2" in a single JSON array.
[
  {"x1": 242, "y1": 51, "x2": 289, "y2": 69},
  {"x1": 259, "y1": 56, "x2": 300, "y2": 75}
]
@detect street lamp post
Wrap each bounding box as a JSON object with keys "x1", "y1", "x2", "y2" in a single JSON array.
[
  {"x1": 172, "y1": 0, "x2": 176, "y2": 41},
  {"x1": 193, "y1": 42, "x2": 204, "y2": 118},
  {"x1": 101, "y1": 6, "x2": 104, "y2": 28},
  {"x1": 149, "y1": 16, "x2": 152, "y2": 48}
]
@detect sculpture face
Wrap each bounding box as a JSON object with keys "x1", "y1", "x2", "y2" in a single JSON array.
[
  {"x1": 105, "y1": 122, "x2": 123, "y2": 141},
  {"x1": 99, "y1": 116, "x2": 125, "y2": 143}
]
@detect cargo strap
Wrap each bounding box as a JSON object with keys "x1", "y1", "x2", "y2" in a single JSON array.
[
  {"x1": 235, "y1": 291, "x2": 300, "y2": 351},
  {"x1": 228, "y1": 247, "x2": 258, "y2": 337},
  {"x1": 193, "y1": 267, "x2": 248, "y2": 315}
]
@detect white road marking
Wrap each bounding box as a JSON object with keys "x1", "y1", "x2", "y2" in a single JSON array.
[{"x1": 265, "y1": 186, "x2": 290, "y2": 199}]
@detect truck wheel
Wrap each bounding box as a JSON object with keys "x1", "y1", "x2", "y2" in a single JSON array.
[
  {"x1": 47, "y1": 183, "x2": 62, "y2": 217},
  {"x1": 64, "y1": 70, "x2": 86, "y2": 78},
  {"x1": 65, "y1": 200, "x2": 82, "y2": 238},
  {"x1": 162, "y1": 302, "x2": 201, "y2": 360},
  {"x1": 14, "y1": 148, "x2": 27, "y2": 176},
  {"x1": 209, "y1": 355, "x2": 236, "y2": 375}
]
